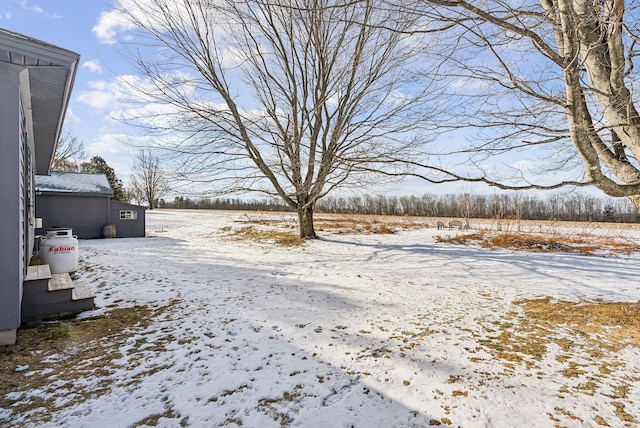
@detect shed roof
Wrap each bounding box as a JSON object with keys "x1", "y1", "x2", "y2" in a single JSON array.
[
  {"x1": 0, "y1": 28, "x2": 79, "y2": 175},
  {"x1": 36, "y1": 172, "x2": 113, "y2": 196}
]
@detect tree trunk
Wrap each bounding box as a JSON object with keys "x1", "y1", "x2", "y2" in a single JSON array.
[{"x1": 297, "y1": 205, "x2": 317, "y2": 239}]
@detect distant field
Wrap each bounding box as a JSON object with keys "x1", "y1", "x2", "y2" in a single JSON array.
[
  {"x1": 191, "y1": 209, "x2": 640, "y2": 255},
  {"x1": 178, "y1": 209, "x2": 640, "y2": 234}
]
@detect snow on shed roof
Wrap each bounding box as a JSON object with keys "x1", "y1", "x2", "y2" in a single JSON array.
[{"x1": 35, "y1": 171, "x2": 113, "y2": 196}]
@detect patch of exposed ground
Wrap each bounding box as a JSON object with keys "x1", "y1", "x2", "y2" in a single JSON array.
[
  {"x1": 437, "y1": 230, "x2": 640, "y2": 256},
  {"x1": 228, "y1": 212, "x2": 640, "y2": 255},
  {"x1": 474, "y1": 296, "x2": 640, "y2": 426},
  {"x1": 235, "y1": 213, "x2": 430, "y2": 237},
  {"x1": 222, "y1": 225, "x2": 304, "y2": 246},
  {"x1": 0, "y1": 303, "x2": 178, "y2": 427}
]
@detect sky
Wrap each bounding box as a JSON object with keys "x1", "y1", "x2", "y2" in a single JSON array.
[
  {"x1": 0, "y1": 1, "x2": 140, "y2": 180},
  {"x1": 0, "y1": 0, "x2": 611, "y2": 201},
  {"x1": 0, "y1": 0, "x2": 444, "y2": 196}
]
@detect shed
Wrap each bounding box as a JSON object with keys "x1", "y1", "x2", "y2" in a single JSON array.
[
  {"x1": 109, "y1": 200, "x2": 146, "y2": 238},
  {"x1": 35, "y1": 171, "x2": 146, "y2": 239}
]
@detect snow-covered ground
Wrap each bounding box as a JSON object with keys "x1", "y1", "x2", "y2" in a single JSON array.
[{"x1": 6, "y1": 210, "x2": 640, "y2": 427}]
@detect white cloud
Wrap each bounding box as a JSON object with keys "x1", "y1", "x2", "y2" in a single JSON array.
[
  {"x1": 86, "y1": 133, "x2": 132, "y2": 156},
  {"x1": 94, "y1": 0, "x2": 232, "y2": 46},
  {"x1": 76, "y1": 75, "x2": 151, "y2": 110},
  {"x1": 92, "y1": 9, "x2": 135, "y2": 45},
  {"x1": 449, "y1": 78, "x2": 491, "y2": 92},
  {"x1": 82, "y1": 60, "x2": 103, "y2": 74},
  {"x1": 77, "y1": 80, "x2": 117, "y2": 109},
  {"x1": 63, "y1": 108, "x2": 81, "y2": 127},
  {"x1": 18, "y1": 0, "x2": 43, "y2": 14}
]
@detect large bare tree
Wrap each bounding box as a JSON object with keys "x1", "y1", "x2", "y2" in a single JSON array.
[
  {"x1": 388, "y1": 0, "x2": 640, "y2": 210},
  {"x1": 114, "y1": 0, "x2": 440, "y2": 238}
]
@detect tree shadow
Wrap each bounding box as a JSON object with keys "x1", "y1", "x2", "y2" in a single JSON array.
[{"x1": 320, "y1": 235, "x2": 640, "y2": 297}]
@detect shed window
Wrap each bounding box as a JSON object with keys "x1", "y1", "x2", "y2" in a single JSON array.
[{"x1": 120, "y1": 210, "x2": 138, "y2": 220}]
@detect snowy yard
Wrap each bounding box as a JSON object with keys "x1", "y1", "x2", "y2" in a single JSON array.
[{"x1": 3, "y1": 209, "x2": 640, "y2": 427}]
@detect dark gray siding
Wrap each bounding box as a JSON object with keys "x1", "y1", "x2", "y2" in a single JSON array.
[
  {"x1": 0, "y1": 63, "x2": 25, "y2": 331},
  {"x1": 109, "y1": 201, "x2": 146, "y2": 238},
  {"x1": 36, "y1": 194, "x2": 109, "y2": 239}
]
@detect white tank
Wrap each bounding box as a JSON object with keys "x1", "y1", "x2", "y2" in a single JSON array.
[{"x1": 39, "y1": 228, "x2": 79, "y2": 274}]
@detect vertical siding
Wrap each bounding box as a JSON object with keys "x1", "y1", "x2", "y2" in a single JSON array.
[
  {"x1": 0, "y1": 64, "x2": 27, "y2": 331},
  {"x1": 35, "y1": 197, "x2": 146, "y2": 239},
  {"x1": 109, "y1": 201, "x2": 146, "y2": 238},
  {"x1": 25, "y1": 113, "x2": 36, "y2": 269},
  {"x1": 36, "y1": 195, "x2": 110, "y2": 239},
  {"x1": 19, "y1": 100, "x2": 25, "y2": 275},
  {"x1": 20, "y1": 96, "x2": 36, "y2": 274}
]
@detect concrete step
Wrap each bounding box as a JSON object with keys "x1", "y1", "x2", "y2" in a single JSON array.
[
  {"x1": 49, "y1": 273, "x2": 75, "y2": 291},
  {"x1": 21, "y1": 269, "x2": 96, "y2": 323},
  {"x1": 71, "y1": 280, "x2": 96, "y2": 300},
  {"x1": 24, "y1": 265, "x2": 52, "y2": 282}
]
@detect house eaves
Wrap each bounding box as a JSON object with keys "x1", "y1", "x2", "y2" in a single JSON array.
[{"x1": 0, "y1": 28, "x2": 79, "y2": 175}]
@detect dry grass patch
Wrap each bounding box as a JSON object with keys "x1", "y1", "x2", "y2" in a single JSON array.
[
  {"x1": 228, "y1": 225, "x2": 304, "y2": 246},
  {"x1": 316, "y1": 214, "x2": 432, "y2": 234},
  {"x1": 257, "y1": 386, "x2": 306, "y2": 427},
  {"x1": 518, "y1": 297, "x2": 640, "y2": 350},
  {"x1": 437, "y1": 230, "x2": 640, "y2": 256},
  {"x1": 235, "y1": 213, "x2": 432, "y2": 236},
  {"x1": 314, "y1": 215, "x2": 405, "y2": 234},
  {"x1": 0, "y1": 304, "x2": 176, "y2": 426},
  {"x1": 476, "y1": 297, "x2": 640, "y2": 424},
  {"x1": 480, "y1": 297, "x2": 640, "y2": 365}
]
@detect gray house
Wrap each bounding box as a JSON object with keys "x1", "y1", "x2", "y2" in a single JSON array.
[
  {"x1": 0, "y1": 28, "x2": 86, "y2": 345},
  {"x1": 35, "y1": 171, "x2": 146, "y2": 239}
]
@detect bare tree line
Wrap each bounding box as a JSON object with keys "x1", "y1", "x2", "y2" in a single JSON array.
[{"x1": 162, "y1": 192, "x2": 639, "y2": 223}]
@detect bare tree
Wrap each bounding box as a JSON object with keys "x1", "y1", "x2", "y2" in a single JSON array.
[
  {"x1": 52, "y1": 131, "x2": 85, "y2": 172},
  {"x1": 513, "y1": 192, "x2": 524, "y2": 232},
  {"x1": 126, "y1": 176, "x2": 146, "y2": 206},
  {"x1": 458, "y1": 186, "x2": 476, "y2": 229},
  {"x1": 131, "y1": 150, "x2": 168, "y2": 210},
  {"x1": 385, "y1": 0, "x2": 640, "y2": 211},
  {"x1": 114, "y1": 0, "x2": 440, "y2": 238},
  {"x1": 490, "y1": 194, "x2": 508, "y2": 231}
]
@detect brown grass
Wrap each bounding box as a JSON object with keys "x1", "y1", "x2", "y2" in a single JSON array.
[
  {"x1": 0, "y1": 303, "x2": 177, "y2": 426},
  {"x1": 224, "y1": 212, "x2": 640, "y2": 255},
  {"x1": 474, "y1": 296, "x2": 640, "y2": 425},
  {"x1": 479, "y1": 297, "x2": 640, "y2": 365},
  {"x1": 227, "y1": 225, "x2": 304, "y2": 246},
  {"x1": 518, "y1": 297, "x2": 640, "y2": 349},
  {"x1": 227, "y1": 214, "x2": 432, "y2": 245},
  {"x1": 437, "y1": 230, "x2": 640, "y2": 256},
  {"x1": 236, "y1": 213, "x2": 432, "y2": 236},
  {"x1": 314, "y1": 215, "x2": 409, "y2": 234}
]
